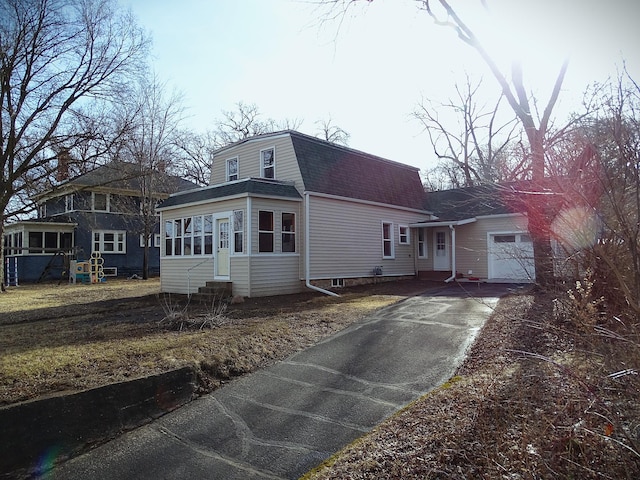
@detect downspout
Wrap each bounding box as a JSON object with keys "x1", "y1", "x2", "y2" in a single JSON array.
[
  {"x1": 445, "y1": 224, "x2": 457, "y2": 283},
  {"x1": 247, "y1": 196, "x2": 252, "y2": 298},
  {"x1": 304, "y1": 192, "x2": 339, "y2": 297}
]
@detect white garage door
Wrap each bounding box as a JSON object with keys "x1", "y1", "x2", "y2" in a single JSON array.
[{"x1": 488, "y1": 233, "x2": 535, "y2": 281}]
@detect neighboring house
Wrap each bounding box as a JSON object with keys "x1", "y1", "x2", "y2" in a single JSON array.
[
  {"x1": 3, "y1": 162, "x2": 197, "y2": 283},
  {"x1": 157, "y1": 130, "x2": 543, "y2": 298}
]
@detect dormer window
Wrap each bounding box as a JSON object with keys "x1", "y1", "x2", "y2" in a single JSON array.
[
  {"x1": 226, "y1": 157, "x2": 238, "y2": 182},
  {"x1": 260, "y1": 147, "x2": 275, "y2": 179}
]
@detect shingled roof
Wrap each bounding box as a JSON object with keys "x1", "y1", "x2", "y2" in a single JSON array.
[
  {"x1": 158, "y1": 178, "x2": 301, "y2": 209},
  {"x1": 51, "y1": 162, "x2": 196, "y2": 196},
  {"x1": 424, "y1": 183, "x2": 532, "y2": 221},
  {"x1": 289, "y1": 132, "x2": 427, "y2": 210}
]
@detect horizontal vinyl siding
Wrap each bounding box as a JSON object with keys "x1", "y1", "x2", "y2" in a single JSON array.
[
  {"x1": 210, "y1": 136, "x2": 303, "y2": 188},
  {"x1": 247, "y1": 255, "x2": 302, "y2": 296},
  {"x1": 230, "y1": 256, "x2": 249, "y2": 297},
  {"x1": 308, "y1": 196, "x2": 424, "y2": 279},
  {"x1": 454, "y1": 215, "x2": 529, "y2": 279},
  {"x1": 160, "y1": 198, "x2": 249, "y2": 294},
  {"x1": 160, "y1": 257, "x2": 214, "y2": 294}
]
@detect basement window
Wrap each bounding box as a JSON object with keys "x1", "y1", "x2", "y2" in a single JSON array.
[{"x1": 331, "y1": 278, "x2": 345, "y2": 288}]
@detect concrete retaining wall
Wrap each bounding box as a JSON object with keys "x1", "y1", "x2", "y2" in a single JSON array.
[{"x1": 0, "y1": 366, "x2": 197, "y2": 479}]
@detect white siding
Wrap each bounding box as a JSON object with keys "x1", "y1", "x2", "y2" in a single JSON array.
[
  {"x1": 210, "y1": 135, "x2": 304, "y2": 189},
  {"x1": 307, "y1": 195, "x2": 425, "y2": 279}
]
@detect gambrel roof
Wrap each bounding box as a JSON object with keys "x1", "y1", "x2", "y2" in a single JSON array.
[
  {"x1": 288, "y1": 132, "x2": 427, "y2": 210},
  {"x1": 208, "y1": 130, "x2": 429, "y2": 211}
]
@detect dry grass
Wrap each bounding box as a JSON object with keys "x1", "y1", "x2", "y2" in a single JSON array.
[
  {"x1": 0, "y1": 279, "x2": 415, "y2": 405},
  {"x1": 1, "y1": 278, "x2": 162, "y2": 323}
]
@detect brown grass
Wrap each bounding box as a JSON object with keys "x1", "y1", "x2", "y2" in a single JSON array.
[
  {"x1": 0, "y1": 279, "x2": 416, "y2": 405},
  {"x1": 304, "y1": 290, "x2": 640, "y2": 479}
]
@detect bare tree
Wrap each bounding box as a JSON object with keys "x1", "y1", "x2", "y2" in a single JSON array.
[
  {"x1": 174, "y1": 130, "x2": 218, "y2": 186},
  {"x1": 315, "y1": 117, "x2": 351, "y2": 146},
  {"x1": 559, "y1": 70, "x2": 640, "y2": 314},
  {"x1": 121, "y1": 73, "x2": 186, "y2": 279},
  {"x1": 0, "y1": 0, "x2": 149, "y2": 289},
  {"x1": 414, "y1": 74, "x2": 522, "y2": 187},
  {"x1": 318, "y1": 0, "x2": 570, "y2": 286},
  {"x1": 214, "y1": 101, "x2": 302, "y2": 146}
]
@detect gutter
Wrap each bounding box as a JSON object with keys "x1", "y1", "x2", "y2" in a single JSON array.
[
  {"x1": 445, "y1": 224, "x2": 457, "y2": 283},
  {"x1": 304, "y1": 192, "x2": 339, "y2": 297}
]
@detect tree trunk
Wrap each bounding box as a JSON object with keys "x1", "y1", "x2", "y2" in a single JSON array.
[{"x1": 528, "y1": 130, "x2": 555, "y2": 288}]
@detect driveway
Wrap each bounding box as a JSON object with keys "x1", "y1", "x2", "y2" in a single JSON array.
[{"x1": 46, "y1": 283, "x2": 518, "y2": 480}]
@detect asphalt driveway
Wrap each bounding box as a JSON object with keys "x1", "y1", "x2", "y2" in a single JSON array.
[{"x1": 45, "y1": 283, "x2": 519, "y2": 480}]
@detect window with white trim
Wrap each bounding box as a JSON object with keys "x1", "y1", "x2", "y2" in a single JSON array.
[
  {"x1": 204, "y1": 215, "x2": 213, "y2": 254},
  {"x1": 382, "y1": 222, "x2": 394, "y2": 258},
  {"x1": 226, "y1": 157, "x2": 238, "y2": 182},
  {"x1": 233, "y1": 210, "x2": 244, "y2": 253},
  {"x1": 140, "y1": 234, "x2": 161, "y2": 248},
  {"x1": 164, "y1": 215, "x2": 214, "y2": 256},
  {"x1": 93, "y1": 230, "x2": 126, "y2": 253},
  {"x1": 260, "y1": 147, "x2": 275, "y2": 179},
  {"x1": 93, "y1": 192, "x2": 108, "y2": 212},
  {"x1": 418, "y1": 228, "x2": 427, "y2": 258},
  {"x1": 281, "y1": 212, "x2": 296, "y2": 253},
  {"x1": 399, "y1": 225, "x2": 410, "y2": 245},
  {"x1": 65, "y1": 194, "x2": 74, "y2": 212},
  {"x1": 259, "y1": 211, "x2": 274, "y2": 252}
]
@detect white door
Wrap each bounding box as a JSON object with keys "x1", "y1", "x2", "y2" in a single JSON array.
[
  {"x1": 489, "y1": 233, "x2": 535, "y2": 281},
  {"x1": 433, "y1": 229, "x2": 450, "y2": 271},
  {"x1": 215, "y1": 218, "x2": 230, "y2": 278}
]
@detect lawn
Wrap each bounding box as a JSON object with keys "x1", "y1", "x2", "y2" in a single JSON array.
[{"x1": 0, "y1": 278, "x2": 422, "y2": 405}]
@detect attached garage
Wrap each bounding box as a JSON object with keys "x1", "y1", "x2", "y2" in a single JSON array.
[{"x1": 488, "y1": 232, "x2": 535, "y2": 282}]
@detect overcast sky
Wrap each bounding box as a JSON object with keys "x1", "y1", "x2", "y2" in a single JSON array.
[{"x1": 126, "y1": 0, "x2": 640, "y2": 172}]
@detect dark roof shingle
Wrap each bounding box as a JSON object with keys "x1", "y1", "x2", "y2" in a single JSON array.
[
  {"x1": 289, "y1": 132, "x2": 427, "y2": 210},
  {"x1": 158, "y1": 178, "x2": 301, "y2": 209},
  {"x1": 59, "y1": 162, "x2": 197, "y2": 195}
]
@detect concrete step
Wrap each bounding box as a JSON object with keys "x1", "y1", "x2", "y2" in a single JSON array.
[{"x1": 194, "y1": 282, "x2": 232, "y2": 300}]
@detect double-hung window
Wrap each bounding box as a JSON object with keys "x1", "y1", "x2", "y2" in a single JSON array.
[
  {"x1": 382, "y1": 222, "x2": 394, "y2": 259},
  {"x1": 165, "y1": 215, "x2": 213, "y2": 256},
  {"x1": 93, "y1": 193, "x2": 108, "y2": 212},
  {"x1": 418, "y1": 229, "x2": 427, "y2": 258},
  {"x1": 399, "y1": 225, "x2": 410, "y2": 245},
  {"x1": 94, "y1": 230, "x2": 126, "y2": 253},
  {"x1": 260, "y1": 148, "x2": 275, "y2": 179},
  {"x1": 258, "y1": 211, "x2": 274, "y2": 252},
  {"x1": 233, "y1": 210, "x2": 244, "y2": 253},
  {"x1": 204, "y1": 215, "x2": 213, "y2": 255},
  {"x1": 226, "y1": 157, "x2": 238, "y2": 182},
  {"x1": 281, "y1": 213, "x2": 296, "y2": 252}
]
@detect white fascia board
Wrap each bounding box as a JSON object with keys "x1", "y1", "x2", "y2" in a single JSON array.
[
  {"x1": 409, "y1": 218, "x2": 477, "y2": 228},
  {"x1": 475, "y1": 212, "x2": 527, "y2": 220}
]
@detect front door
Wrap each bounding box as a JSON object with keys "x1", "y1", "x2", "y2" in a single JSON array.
[
  {"x1": 215, "y1": 218, "x2": 230, "y2": 278},
  {"x1": 433, "y1": 229, "x2": 450, "y2": 271}
]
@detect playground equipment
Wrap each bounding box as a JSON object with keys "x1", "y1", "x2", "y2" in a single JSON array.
[
  {"x1": 5, "y1": 257, "x2": 18, "y2": 286},
  {"x1": 70, "y1": 252, "x2": 106, "y2": 284}
]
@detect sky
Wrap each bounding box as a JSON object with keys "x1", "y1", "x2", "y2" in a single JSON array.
[{"x1": 126, "y1": 0, "x2": 640, "y2": 173}]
